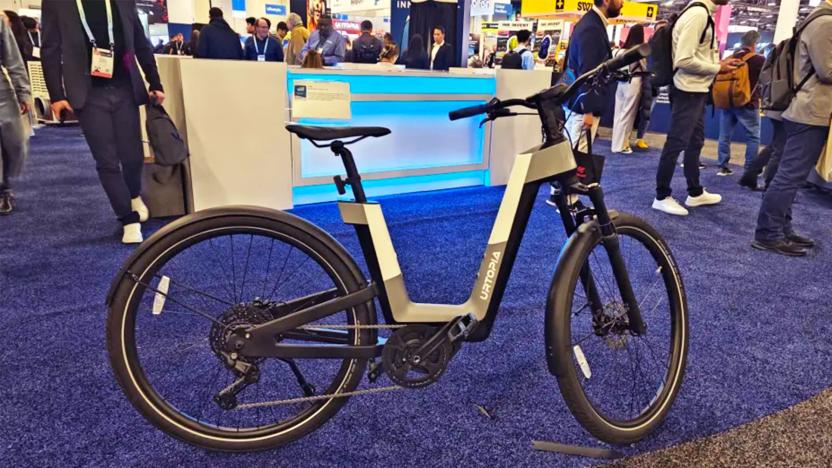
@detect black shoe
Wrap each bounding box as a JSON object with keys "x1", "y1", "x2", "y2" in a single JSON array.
[
  {"x1": 738, "y1": 175, "x2": 759, "y2": 191},
  {"x1": 785, "y1": 233, "x2": 815, "y2": 248},
  {"x1": 0, "y1": 192, "x2": 12, "y2": 215},
  {"x1": 751, "y1": 239, "x2": 807, "y2": 257},
  {"x1": 545, "y1": 194, "x2": 558, "y2": 207},
  {"x1": 716, "y1": 167, "x2": 734, "y2": 176}
]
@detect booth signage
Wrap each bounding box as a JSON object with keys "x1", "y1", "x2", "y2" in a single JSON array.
[
  {"x1": 265, "y1": 3, "x2": 287, "y2": 15},
  {"x1": 471, "y1": 0, "x2": 496, "y2": 16},
  {"x1": 522, "y1": 0, "x2": 657, "y2": 20},
  {"x1": 494, "y1": 2, "x2": 513, "y2": 17},
  {"x1": 292, "y1": 81, "x2": 351, "y2": 120}
]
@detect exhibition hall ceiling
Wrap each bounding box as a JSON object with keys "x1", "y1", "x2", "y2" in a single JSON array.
[{"x1": 655, "y1": 0, "x2": 819, "y2": 29}]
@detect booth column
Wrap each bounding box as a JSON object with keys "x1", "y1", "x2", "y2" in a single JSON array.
[{"x1": 773, "y1": 0, "x2": 800, "y2": 43}]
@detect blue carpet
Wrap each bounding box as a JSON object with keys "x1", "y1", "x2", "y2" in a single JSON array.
[{"x1": 2, "y1": 126, "x2": 831, "y2": 466}]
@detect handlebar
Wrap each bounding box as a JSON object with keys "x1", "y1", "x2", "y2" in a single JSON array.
[{"x1": 448, "y1": 43, "x2": 651, "y2": 121}]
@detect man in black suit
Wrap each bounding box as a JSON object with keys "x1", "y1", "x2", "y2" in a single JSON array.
[
  {"x1": 42, "y1": 0, "x2": 165, "y2": 244},
  {"x1": 197, "y1": 7, "x2": 244, "y2": 60},
  {"x1": 430, "y1": 25, "x2": 454, "y2": 71}
]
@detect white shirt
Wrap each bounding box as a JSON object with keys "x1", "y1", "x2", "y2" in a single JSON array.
[
  {"x1": 672, "y1": 0, "x2": 720, "y2": 93},
  {"x1": 431, "y1": 41, "x2": 443, "y2": 69},
  {"x1": 592, "y1": 6, "x2": 609, "y2": 27}
]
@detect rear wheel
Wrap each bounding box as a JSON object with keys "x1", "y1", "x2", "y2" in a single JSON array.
[
  {"x1": 549, "y1": 212, "x2": 688, "y2": 444},
  {"x1": 107, "y1": 211, "x2": 373, "y2": 451}
]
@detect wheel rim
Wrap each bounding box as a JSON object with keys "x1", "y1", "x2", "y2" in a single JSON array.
[
  {"x1": 567, "y1": 225, "x2": 686, "y2": 429},
  {"x1": 118, "y1": 226, "x2": 365, "y2": 442}
]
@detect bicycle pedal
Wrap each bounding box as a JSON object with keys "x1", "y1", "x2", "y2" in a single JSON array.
[
  {"x1": 367, "y1": 359, "x2": 383, "y2": 383},
  {"x1": 448, "y1": 313, "x2": 478, "y2": 342}
]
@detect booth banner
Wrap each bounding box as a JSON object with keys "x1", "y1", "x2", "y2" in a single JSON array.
[
  {"x1": 308, "y1": 0, "x2": 328, "y2": 31},
  {"x1": 494, "y1": 21, "x2": 533, "y2": 62},
  {"x1": 391, "y1": 0, "x2": 410, "y2": 53},
  {"x1": 330, "y1": 0, "x2": 385, "y2": 13},
  {"x1": 334, "y1": 18, "x2": 362, "y2": 35},
  {"x1": 292, "y1": 81, "x2": 351, "y2": 120},
  {"x1": 471, "y1": 0, "x2": 496, "y2": 16},
  {"x1": 137, "y1": 0, "x2": 168, "y2": 24},
  {"x1": 521, "y1": 0, "x2": 657, "y2": 21},
  {"x1": 535, "y1": 19, "x2": 563, "y2": 65}
]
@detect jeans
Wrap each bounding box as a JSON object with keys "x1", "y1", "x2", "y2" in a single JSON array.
[
  {"x1": 754, "y1": 120, "x2": 829, "y2": 242},
  {"x1": 741, "y1": 118, "x2": 786, "y2": 188},
  {"x1": 76, "y1": 84, "x2": 143, "y2": 225},
  {"x1": 655, "y1": 88, "x2": 706, "y2": 200},
  {"x1": 717, "y1": 106, "x2": 761, "y2": 170}
]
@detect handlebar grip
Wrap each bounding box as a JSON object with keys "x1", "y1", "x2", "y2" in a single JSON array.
[
  {"x1": 449, "y1": 103, "x2": 492, "y2": 121},
  {"x1": 603, "y1": 43, "x2": 651, "y2": 72}
]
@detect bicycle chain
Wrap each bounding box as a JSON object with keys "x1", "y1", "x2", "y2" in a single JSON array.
[{"x1": 297, "y1": 324, "x2": 405, "y2": 330}]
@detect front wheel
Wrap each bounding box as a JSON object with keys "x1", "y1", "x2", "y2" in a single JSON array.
[{"x1": 547, "y1": 212, "x2": 688, "y2": 444}]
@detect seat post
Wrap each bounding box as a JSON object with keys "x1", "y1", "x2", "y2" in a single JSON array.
[{"x1": 331, "y1": 141, "x2": 367, "y2": 203}]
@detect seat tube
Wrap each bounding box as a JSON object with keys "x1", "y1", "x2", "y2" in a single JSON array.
[{"x1": 587, "y1": 185, "x2": 647, "y2": 335}]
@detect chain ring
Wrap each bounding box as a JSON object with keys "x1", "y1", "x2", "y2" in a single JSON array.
[{"x1": 382, "y1": 325, "x2": 451, "y2": 388}]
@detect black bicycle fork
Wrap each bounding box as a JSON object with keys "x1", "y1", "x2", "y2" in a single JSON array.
[{"x1": 552, "y1": 183, "x2": 646, "y2": 335}]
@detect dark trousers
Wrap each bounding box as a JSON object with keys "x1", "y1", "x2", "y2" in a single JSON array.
[
  {"x1": 655, "y1": 88, "x2": 706, "y2": 200},
  {"x1": 76, "y1": 84, "x2": 143, "y2": 225},
  {"x1": 754, "y1": 120, "x2": 829, "y2": 242},
  {"x1": 742, "y1": 118, "x2": 786, "y2": 189},
  {"x1": 1, "y1": 152, "x2": 10, "y2": 192}
]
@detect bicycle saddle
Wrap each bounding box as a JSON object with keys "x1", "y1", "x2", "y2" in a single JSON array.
[{"x1": 286, "y1": 125, "x2": 391, "y2": 141}]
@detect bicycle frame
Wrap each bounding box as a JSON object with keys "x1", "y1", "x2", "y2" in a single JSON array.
[{"x1": 343, "y1": 140, "x2": 578, "y2": 338}]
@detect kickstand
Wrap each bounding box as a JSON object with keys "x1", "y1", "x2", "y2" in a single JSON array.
[{"x1": 531, "y1": 440, "x2": 624, "y2": 459}]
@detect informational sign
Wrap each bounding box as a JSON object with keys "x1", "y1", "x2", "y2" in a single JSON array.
[
  {"x1": 390, "y1": 0, "x2": 410, "y2": 54},
  {"x1": 493, "y1": 2, "x2": 513, "y2": 18},
  {"x1": 292, "y1": 81, "x2": 351, "y2": 120},
  {"x1": 265, "y1": 3, "x2": 287, "y2": 15},
  {"x1": 471, "y1": 0, "x2": 496, "y2": 17},
  {"x1": 494, "y1": 21, "x2": 533, "y2": 63},
  {"x1": 521, "y1": 0, "x2": 657, "y2": 21}
]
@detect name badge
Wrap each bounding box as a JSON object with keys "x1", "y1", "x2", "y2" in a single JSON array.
[
  {"x1": 258, "y1": 54, "x2": 266, "y2": 62},
  {"x1": 32, "y1": 47, "x2": 41, "y2": 59},
  {"x1": 91, "y1": 47, "x2": 114, "y2": 79}
]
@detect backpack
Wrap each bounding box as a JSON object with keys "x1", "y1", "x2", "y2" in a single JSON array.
[
  {"x1": 760, "y1": 10, "x2": 832, "y2": 112},
  {"x1": 648, "y1": 2, "x2": 715, "y2": 88},
  {"x1": 146, "y1": 103, "x2": 189, "y2": 167},
  {"x1": 501, "y1": 48, "x2": 527, "y2": 69},
  {"x1": 711, "y1": 50, "x2": 756, "y2": 109},
  {"x1": 354, "y1": 36, "x2": 381, "y2": 63}
]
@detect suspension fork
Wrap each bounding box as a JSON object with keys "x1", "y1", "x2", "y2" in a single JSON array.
[
  {"x1": 550, "y1": 183, "x2": 605, "y2": 318},
  {"x1": 586, "y1": 185, "x2": 647, "y2": 335}
]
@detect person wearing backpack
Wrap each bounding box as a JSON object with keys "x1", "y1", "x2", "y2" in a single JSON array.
[
  {"x1": 352, "y1": 20, "x2": 382, "y2": 64},
  {"x1": 714, "y1": 30, "x2": 765, "y2": 176},
  {"x1": 753, "y1": 2, "x2": 832, "y2": 257},
  {"x1": 651, "y1": 0, "x2": 742, "y2": 216},
  {"x1": 501, "y1": 29, "x2": 534, "y2": 70}
]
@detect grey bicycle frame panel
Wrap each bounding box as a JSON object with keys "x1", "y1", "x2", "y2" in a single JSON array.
[{"x1": 339, "y1": 140, "x2": 577, "y2": 323}]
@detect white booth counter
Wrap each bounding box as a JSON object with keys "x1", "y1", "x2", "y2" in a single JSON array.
[{"x1": 159, "y1": 57, "x2": 551, "y2": 211}]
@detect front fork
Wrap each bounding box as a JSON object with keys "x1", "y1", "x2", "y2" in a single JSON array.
[{"x1": 552, "y1": 182, "x2": 647, "y2": 336}]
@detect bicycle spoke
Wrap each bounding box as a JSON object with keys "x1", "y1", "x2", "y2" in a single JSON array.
[
  {"x1": 240, "y1": 234, "x2": 254, "y2": 301},
  {"x1": 230, "y1": 235, "x2": 238, "y2": 303}
]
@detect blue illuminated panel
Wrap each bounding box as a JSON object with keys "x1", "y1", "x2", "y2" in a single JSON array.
[
  {"x1": 288, "y1": 71, "x2": 496, "y2": 95},
  {"x1": 293, "y1": 170, "x2": 489, "y2": 205}
]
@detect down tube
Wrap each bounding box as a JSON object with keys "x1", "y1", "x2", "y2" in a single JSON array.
[{"x1": 466, "y1": 181, "x2": 543, "y2": 342}]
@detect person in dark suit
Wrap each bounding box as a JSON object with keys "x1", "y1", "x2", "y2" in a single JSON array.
[
  {"x1": 401, "y1": 34, "x2": 429, "y2": 70},
  {"x1": 430, "y1": 25, "x2": 453, "y2": 71},
  {"x1": 41, "y1": 0, "x2": 165, "y2": 244},
  {"x1": 244, "y1": 18, "x2": 283, "y2": 62},
  {"x1": 196, "y1": 7, "x2": 243, "y2": 60}
]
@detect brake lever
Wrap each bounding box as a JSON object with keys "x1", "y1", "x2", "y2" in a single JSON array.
[{"x1": 479, "y1": 109, "x2": 518, "y2": 127}]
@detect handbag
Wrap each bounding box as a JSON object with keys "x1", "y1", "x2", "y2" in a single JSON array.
[
  {"x1": 572, "y1": 129, "x2": 605, "y2": 186},
  {"x1": 146, "y1": 102, "x2": 189, "y2": 167}
]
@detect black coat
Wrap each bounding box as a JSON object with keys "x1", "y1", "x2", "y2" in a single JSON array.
[
  {"x1": 41, "y1": 0, "x2": 163, "y2": 110},
  {"x1": 564, "y1": 9, "x2": 612, "y2": 115},
  {"x1": 403, "y1": 52, "x2": 430, "y2": 70},
  {"x1": 196, "y1": 18, "x2": 244, "y2": 60},
  {"x1": 244, "y1": 36, "x2": 284, "y2": 62},
  {"x1": 430, "y1": 42, "x2": 454, "y2": 71}
]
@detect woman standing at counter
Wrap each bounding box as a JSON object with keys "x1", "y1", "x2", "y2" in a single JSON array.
[{"x1": 401, "y1": 35, "x2": 429, "y2": 70}]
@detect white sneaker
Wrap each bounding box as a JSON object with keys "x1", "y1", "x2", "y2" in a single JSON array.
[
  {"x1": 685, "y1": 189, "x2": 722, "y2": 207},
  {"x1": 131, "y1": 197, "x2": 149, "y2": 222},
  {"x1": 122, "y1": 223, "x2": 144, "y2": 244},
  {"x1": 652, "y1": 197, "x2": 689, "y2": 216}
]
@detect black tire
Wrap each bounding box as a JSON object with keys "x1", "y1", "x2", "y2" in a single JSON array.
[
  {"x1": 107, "y1": 207, "x2": 374, "y2": 451},
  {"x1": 547, "y1": 212, "x2": 688, "y2": 444}
]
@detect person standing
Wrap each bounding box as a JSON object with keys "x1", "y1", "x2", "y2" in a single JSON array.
[
  {"x1": 245, "y1": 17, "x2": 256, "y2": 36},
  {"x1": 21, "y1": 16, "x2": 40, "y2": 59},
  {"x1": 41, "y1": 0, "x2": 165, "y2": 243},
  {"x1": 501, "y1": 29, "x2": 534, "y2": 70},
  {"x1": 753, "y1": 4, "x2": 832, "y2": 256},
  {"x1": 715, "y1": 30, "x2": 765, "y2": 176},
  {"x1": 3, "y1": 11, "x2": 33, "y2": 63},
  {"x1": 185, "y1": 29, "x2": 200, "y2": 57},
  {"x1": 611, "y1": 24, "x2": 646, "y2": 154},
  {"x1": 196, "y1": 7, "x2": 243, "y2": 60},
  {"x1": 352, "y1": 20, "x2": 382, "y2": 64},
  {"x1": 164, "y1": 33, "x2": 185, "y2": 56},
  {"x1": 276, "y1": 21, "x2": 289, "y2": 47},
  {"x1": 244, "y1": 18, "x2": 283, "y2": 62},
  {"x1": 300, "y1": 17, "x2": 345, "y2": 66},
  {"x1": 285, "y1": 13, "x2": 310, "y2": 66},
  {"x1": 651, "y1": 0, "x2": 741, "y2": 216},
  {"x1": 401, "y1": 34, "x2": 429, "y2": 70},
  {"x1": 430, "y1": 25, "x2": 453, "y2": 71},
  {"x1": 738, "y1": 110, "x2": 785, "y2": 191},
  {"x1": 0, "y1": 13, "x2": 31, "y2": 215}
]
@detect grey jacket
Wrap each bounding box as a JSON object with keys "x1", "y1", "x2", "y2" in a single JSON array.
[
  {"x1": 783, "y1": 3, "x2": 832, "y2": 127},
  {"x1": 0, "y1": 14, "x2": 31, "y2": 182}
]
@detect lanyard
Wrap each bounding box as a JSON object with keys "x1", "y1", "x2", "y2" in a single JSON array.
[
  {"x1": 253, "y1": 36, "x2": 268, "y2": 55},
  {"x1": 76, "y1": 0, "x2": 114, "y2": 49},
  {"x1": 27, "y1": 31, "x2": 38, "y2": 47}
]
